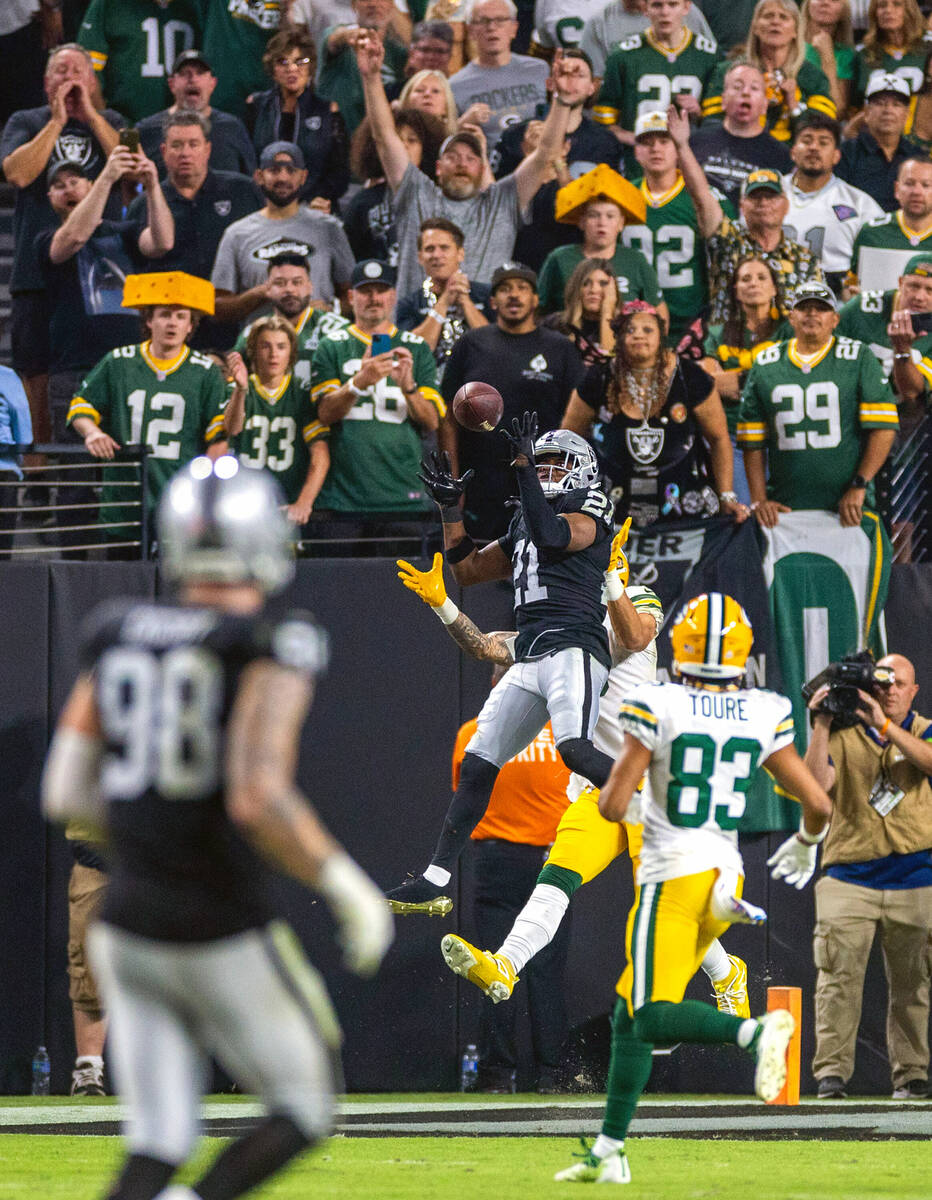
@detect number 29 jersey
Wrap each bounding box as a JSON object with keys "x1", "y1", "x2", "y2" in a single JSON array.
[
  {"x1": 619, "y1": 680, "x2": 796, "y2": 884},
  {"x1": 499, "y1": 484, "x2": 614, "y2": 669},
  {"x1": 82, "y1": 599, "x2": 328, "y2": 942}
]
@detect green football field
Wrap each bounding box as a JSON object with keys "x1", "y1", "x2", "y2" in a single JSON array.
[{"x1": 0, "y1": 1133, "x2": 924, "y2": 1200}]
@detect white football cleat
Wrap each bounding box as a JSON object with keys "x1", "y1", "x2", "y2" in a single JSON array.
[
  {"x1": 554, "y1": 1145, "x2": 631, "y2": 1184},
  {"x1": 753, "y1": 1009, "x2": 795, "y2": 1102}
]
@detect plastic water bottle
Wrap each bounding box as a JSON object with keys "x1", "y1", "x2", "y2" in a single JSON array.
[
  {"x1": 460, "y1": 1043, "x2": 479, "y2": 1092},
  {"x1": 31, "y1": 1046, "x2": 50, "y2": 1096}
]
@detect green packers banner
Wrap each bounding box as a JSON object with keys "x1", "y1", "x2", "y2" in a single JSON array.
[{"x1": 626, "y1": 512, "x2": 891, "y2": 831}]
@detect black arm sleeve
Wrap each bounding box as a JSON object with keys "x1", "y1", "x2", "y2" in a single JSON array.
[{"x1": 514, "y1": 464, "x2": 572, "y2": 550}]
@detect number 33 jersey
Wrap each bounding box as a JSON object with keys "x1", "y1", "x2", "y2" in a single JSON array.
[
  {"x1": 499, "y1": 484, "x2": 614, "y2": 669},
  {"x1": 81, "y1": 600, "x2": 328, "y2": 942},
  {"x1": 619, "y1": 680, "x2": 796, "y2": 884}
]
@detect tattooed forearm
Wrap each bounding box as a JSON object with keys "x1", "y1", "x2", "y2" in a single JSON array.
[{"x1": 447, "y1": 613, "x2": 514, "y2": 665}]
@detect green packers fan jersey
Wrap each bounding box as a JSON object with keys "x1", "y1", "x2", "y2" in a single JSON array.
[
  {"x1": 852, "y1": 34, "x2": 932, "y2": 105},
  {"x1": 703, "y1": 57, "x2": 835, "y2": 141},
  {"x1": 194, "y1": 0, "x2": 283, "y2": 117},
  {"x1": 852, "y1": 212, "x2": 932, "y2": 272},
  {"x1": 235, "y1": 306, "x2": 350, "y2": 389},
  {"x1": 737, "y1": 336, "x2": 898, "y2": 511},
  {"x1": 837, "y1": 288, "x2": 932, "y2": 386},
  {"x1": 310, "y1": 324, "x2": 444, "y2": 513},
  {"x1": 231, "y1": 372, "x2": 325, "y2": 504},
  {"x1": 622, "y1": 175, "x2": 709, "y2": 342},
  {"x1": 79, "y1": 0, "x2": 199, "y2": 123},
  {"x1": 593, "y1": 30, "x2": 719, "y2": 137},
  {"x1": 68, "y1": 341, "x2": 226, "y2": 537}
]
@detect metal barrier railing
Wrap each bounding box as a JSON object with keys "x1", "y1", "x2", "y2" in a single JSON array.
[
  {"x1": 877, "y1": 412, "x2": 932, "y2": 563},
  {"x1": 0, "y1": 445, "x2": 150, "y2": 558}
]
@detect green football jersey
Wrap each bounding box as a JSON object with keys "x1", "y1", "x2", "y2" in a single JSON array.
[
  {"x1": 622, "y1": 175, "x2": 708, "y2": 342},
  {"x1": 593, "y1": 30, "x2": 719, "y2": 134},
  {"x1": 703, "y1": 57, "x2": 835, "y2": 140},
  {"x1": 235, "y1": 306, "x2": 351, "y2": 390},
  {"x1": 537, "y1": 243, "x2": 662, "y2": 314},
  {"x1": 737, "y1": 336, "x2": 898, "y2": 510},
  {"x1": 231, "y1": 372, "x2": 323, "y2": 504},
  {"x1": 194, "y1": 0, "x2": 284, "y2": 117},
  {"x1": 68, "y1": 342, "x2": 226, "y2": 539},
  {"x1": 837, "y1": 288, "x2": 932, "y2": 387},
  {"x1": 703, "y1": 319, "x2": 792, "y2": 436},
  {"x1": 852, "y1": 211, "x2": 932, "y2": 269},
  {"x1": 79, "y1": 0, "x2": 199, "y2": 123},
  {"x1": 310, "y1": 324, "x2": 443, "y2": 513},
  {"x1": 853, "y1": 35, "x2": 932, "y2": 105}
]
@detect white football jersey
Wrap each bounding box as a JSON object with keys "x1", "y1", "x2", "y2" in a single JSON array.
[
  {"x1": 566, "y1": 585, "x2": 663, "y2": 803},
  {"x1": 782, "y1": 173, "x2": 884, "y2": 275},
  {"x1": 619, "y1": 680, "x2": 796, "y2": 884}
]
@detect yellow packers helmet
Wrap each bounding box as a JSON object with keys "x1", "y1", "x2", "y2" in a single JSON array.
[{"x1": 670, "y1": 592, "x2": 753, "y2": 681}]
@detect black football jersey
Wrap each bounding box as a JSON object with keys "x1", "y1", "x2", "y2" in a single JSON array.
[
  {"x1": 499, "y1": 484, "x2": 614, "y2": 669},
  {"x1": 81, "y1": 599, "x2": 328, "y2": 942}
]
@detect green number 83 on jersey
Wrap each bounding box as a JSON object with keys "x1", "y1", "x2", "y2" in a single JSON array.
[{"x1": 666, "y1": 732, "x2": 763, "y2": 830}]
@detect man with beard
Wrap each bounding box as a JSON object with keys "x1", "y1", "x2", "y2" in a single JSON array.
[
  {"x1": 851, "y1": 158, "x2": 932, "y2": 288},
  {"x1": 438, "y1": 262, "x2": 585, "y2": 540},
  {"x1": 357, "y1": 34, "x2": 587, "y2": 298},
  {"x1": 782, "y1": 112, "x2": 882, "y2": 297},
  {"x1": 234, "y1": 253, "x2": 350, "y2": 388},
  {"x1": 212, "y1": 141, "x2": 354, "y2": 324}
]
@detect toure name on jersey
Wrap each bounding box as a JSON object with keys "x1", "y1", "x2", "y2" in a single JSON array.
[{"x1": 688, "y1": 691, "x2": 750, "y2": 722}]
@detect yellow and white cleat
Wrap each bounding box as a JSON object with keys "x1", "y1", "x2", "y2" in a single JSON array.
[
  {"x1": 440, "y1": 934, "x2": 518, "y2": 1002},
  {"x1": 553, "y1": 1143, "x2": 631, "y2": 1184},
  {"x1": 753, "y1": 1008, "x2": 795, "y2": 1102},
  {"x1": 712, "y1": 954, "x2": 751, "y2": 1018}
]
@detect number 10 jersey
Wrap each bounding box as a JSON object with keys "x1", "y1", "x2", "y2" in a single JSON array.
[
  {"x1": 499, "y1": 484, "x2": 614, "y2": 669},
  {"x1": 619, "y1": 680, "x2": 796, "y2": 884}
]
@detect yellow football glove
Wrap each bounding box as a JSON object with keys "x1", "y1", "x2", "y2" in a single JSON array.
[
  {"x1": 397, "y1": 552, "x2": 448, "y2": 608},
  {"x1": 608, "y1": 518, "x2": 631, "y2": 588}
]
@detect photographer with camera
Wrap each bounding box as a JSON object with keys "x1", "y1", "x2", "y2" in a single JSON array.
[{"x1": 804, "y1": 652, "x2": 932, "y2": 1100}]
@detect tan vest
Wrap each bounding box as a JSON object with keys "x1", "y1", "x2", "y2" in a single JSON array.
[{"x1": 824, "y1": 713, "x2": 932, "y2": 865}]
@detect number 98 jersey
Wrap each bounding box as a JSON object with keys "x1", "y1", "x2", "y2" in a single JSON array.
[
  {"x1": 499, "y1": 484, "x2": 614, "y2": 669},
  {"x1": 80, "y1": 599, "x2": 328, "y2": 942},
  {"x1": 619, "y1": 679, "x2": 796, "y2": 885}
]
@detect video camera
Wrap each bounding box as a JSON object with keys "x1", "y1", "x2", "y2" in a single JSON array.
[{"x1": 802, "y1": 651, "x2": 896, "y2": 730}]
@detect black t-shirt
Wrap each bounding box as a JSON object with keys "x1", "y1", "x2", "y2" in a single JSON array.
[
  {"x1": 37, "y1": 221, "x2": 144, "y2": 373},
  {"x1": 499, "y1": 483, "x2": 614, "y2": 669},
  {"x1": 82, "y1": 599, "x2": 328, "y2": 943},
  {"x1": 577, "y1": 355, "x2": 717, "y2": 528},
  {"x1": 836, "y1": 130, "x2": 916, "y2": 214},
  {"x1": 138, "y1": 108, "x2": 257, "y2": 178},
  {"x1": 0, "y1": 106, "x2": 126, "y2": 292},
  {"x1": 441, "y1": 324, "x2": 585, "y2": 535},
  {"x1": 689, "y1": 124, "x2": 792, "y2": 211},
  {"x1": 343, "y1": 180, "x2": 396, "y2": 265},
  {"x1": 127, "y1": 168, "x2": 263, "y2": 279}
]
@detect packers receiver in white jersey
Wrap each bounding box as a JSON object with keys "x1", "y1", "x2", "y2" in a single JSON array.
[
  {"x1": 398, "y1": 528, "x2": 755, "y2": 1017},
  {"x1": 553, "y1": 592, "x2": 832, "y2": 1185}
]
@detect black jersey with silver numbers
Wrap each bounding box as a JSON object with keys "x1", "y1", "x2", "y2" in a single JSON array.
[
  {"x1": 499, "y1": 485, "x2": 614, "y2": 669},
  {"x1": 80, "y1": 599, "x2": 328, "y2": 943}
]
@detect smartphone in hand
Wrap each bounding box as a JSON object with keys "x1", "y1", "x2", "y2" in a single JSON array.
[
  {"x1": 119, "y1": 128, "x2": 140, "y2": 153},
  {"x1": 371, "y1": 332, "x2": 393, "y2": 357}
]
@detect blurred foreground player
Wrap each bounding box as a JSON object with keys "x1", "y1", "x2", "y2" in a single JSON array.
[
  {"x1": 553, "y1": 593, "x2": 832, "y2": 1185},
  {"x1": 386, "y1": 416, "x2": 617, "y2": 915},
  {"x1": 41, "y1": 457, "x2": 393, "y2": 1200}
]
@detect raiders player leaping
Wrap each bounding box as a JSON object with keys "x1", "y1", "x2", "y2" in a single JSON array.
[
  {"x1": 42, "y1": 458, "x2": 392, "y2": 1200},
  {"x1": 386, "y1": 411, "x2": 618, "y2": 915}
]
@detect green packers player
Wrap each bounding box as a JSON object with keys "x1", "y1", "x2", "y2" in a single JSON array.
[
  {"x1": 398, "y1": 528, "x2": 755, "y2": 1018},
  {"x1": 78, "y1": 0, "x2": 200, "y2": 123},
  {"x1": 554, "y1": 592, "x2": 833, "y2": 1185},
  {"x1": 233, "y1": 253, "x2": 350, "y2": 390},
  {"x1": 851, "y1": 158, "x2": 932, "y2": 282},
  {"x1": 622, "y1": 106, "x2": 727, "y2": 344},
  {"x1": 738, "y1": 280, "x2": 898, "y2": 528},
  {"x1": 225, "y1": 314, "x2": 329, "y2": 526},
  {"x1": 592, "y1": 0, "x2": 718, "y2": 171},
  {"x1": 310, "y1": 259, "x2": 444, "y2": 515},
  {"x1": 68, "y1": 271, "x2": 226, "y2": 544},
  {"x1": 838, "y1": 253, "x2": 932, "y2": 400}
]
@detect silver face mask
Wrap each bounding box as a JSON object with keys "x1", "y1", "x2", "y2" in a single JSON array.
[
  {"x1": 158, "y1": 456, "x2": 295, "y2": 593},
  {"x1": 532, "y1": 429, "x2": 599, "y2": 495}
]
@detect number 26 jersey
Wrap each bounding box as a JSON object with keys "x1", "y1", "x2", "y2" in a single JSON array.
[
  {"x1": 499, "y1": 484, "x2": 614, "y2": 669},
  {"x1": 82, "y1": 599, "x2": 328, "y2": 942},
  {"x1": 619, "y1": 680, "x2": 796, "y2": 884}
]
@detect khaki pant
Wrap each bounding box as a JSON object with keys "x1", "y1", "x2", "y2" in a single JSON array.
[
  {"x1": 68, "y1": 862, "x2": 107, "y2": 1015},
  {"x1": 813, "y1": 875, "x2": 932, "y2": 1088}
]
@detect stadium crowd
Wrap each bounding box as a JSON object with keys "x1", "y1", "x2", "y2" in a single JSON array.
[
  {"x1": 3, "y1": 0, "x2": 932, "y2": 1117},
  {"x1": 1, "y1": 0, "x2": 932, "y2": 551}
]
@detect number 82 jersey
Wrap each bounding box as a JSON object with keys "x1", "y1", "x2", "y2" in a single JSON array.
[
  {"x1": 619, "y1": 680, "x2": 796, "y2": 885},
  {"x1": 499, "y1": 484, "x2": 614, "y2": 669}
]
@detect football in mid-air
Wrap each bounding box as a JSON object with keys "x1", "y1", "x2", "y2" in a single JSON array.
[{"x1": 452, "y1": 382, "x2": 504, "y2": 432}]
